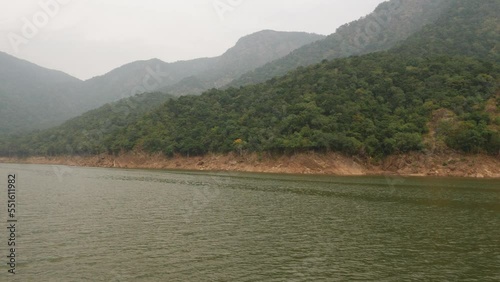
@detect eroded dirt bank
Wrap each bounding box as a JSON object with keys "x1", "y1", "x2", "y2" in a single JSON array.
[{"x1": 1, "y1": 151, "x2": 499, "y2": 178}]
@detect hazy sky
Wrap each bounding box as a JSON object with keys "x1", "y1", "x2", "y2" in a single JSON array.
[{"x1": 0, "y1": 0, "x2": 386, "y2": 80}]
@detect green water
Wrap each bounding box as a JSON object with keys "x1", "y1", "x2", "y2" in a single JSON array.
[{"x1": 0, "y1": 163, "x2": 499, "y2": 281}]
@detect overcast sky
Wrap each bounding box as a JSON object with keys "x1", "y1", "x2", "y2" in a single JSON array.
[{"x1": 0, "y1": 0, "x2": 386, "y2": 80}]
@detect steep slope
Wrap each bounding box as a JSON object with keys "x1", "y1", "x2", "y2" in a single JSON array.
[
  {"x1": 393, "y1": 0, "x2": 500, "y2": 61},
  {"x1": 0, "y1": 51, "x2": 83, "y2": 134},
  {"x1": 228, "y1": 0, "x2": 453, "y2": 87}
]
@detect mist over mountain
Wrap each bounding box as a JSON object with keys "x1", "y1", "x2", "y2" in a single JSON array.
[
  {"x1": 0, "y1": 30, "x2": 322, "y2": 135},
  {"x1": 82, "y1": 30, "x2": 324, "y2": 105},
  {"x1": 0, "y1": 51, "x2": 83, "y2": 134}
]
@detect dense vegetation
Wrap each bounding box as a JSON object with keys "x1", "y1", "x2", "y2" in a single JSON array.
[
  {"x1": 1, "y1": 0, "x2": 498, "y2": 159},
  {"x1": 106, "y1": 54, "x2": 499, "y2": 157}
]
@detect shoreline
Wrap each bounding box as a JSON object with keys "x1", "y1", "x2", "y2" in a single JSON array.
[{"x1": 1, "y1": 151, "x2": 499, "y2": 179}]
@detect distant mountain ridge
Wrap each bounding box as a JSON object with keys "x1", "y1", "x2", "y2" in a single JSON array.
[
  {"x1": 0, "y1": 51, "x2": 83, "y2": 134},
  {"x1": 162, "y1": 30, "x2": 325, "y2": 95},
  {"x1": 0, "y1": 30, "x2": 323, "y2": 134},
  {"x1": 79, "y1": 30, "x2": 324, "y2": 109}
]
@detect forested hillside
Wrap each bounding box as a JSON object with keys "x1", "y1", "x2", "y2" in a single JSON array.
[
  {"x1": 106, "y1": 54, "x2": 499, "y2": 157},
  {"x1": 393, "y1": 0, "x2": 499, "y2": 61},
  {"x1": 1, "y1": 0, "x2": 498, "y2": 159}
]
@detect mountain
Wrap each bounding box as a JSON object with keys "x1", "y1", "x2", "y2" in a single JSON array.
[
  {"x1": 0, "y1": 51, "x2": 83, "y2": 135},
  {"x1": 77, "y1": 57, "x2": 212, "y2": 111},
  {"x1": 4, "y1": 0, "x2": 498, "y2": 158},
  {"x1": 228, "y1": 0, "x2": 453, "y2": 88},
  {"x1": 0, "y1": 30, "x2": 323, "y2": 135},
  {"x1": 162, "y1": 30, "x2": 325, "y2": 95},
  {"x1": 80, "y1": 30, "x2": 323, "y2": 108},
  {"x1": 5, "y1": 0, "x2": 469, "y2": 138}
]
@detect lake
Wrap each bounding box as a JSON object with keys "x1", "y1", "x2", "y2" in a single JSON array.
[{"x1": 0, "y1": 163, "x2": 499, "y2": 281}]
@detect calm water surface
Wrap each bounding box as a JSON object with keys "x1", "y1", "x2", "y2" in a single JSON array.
[{"x1": 0, "y1": 163, "x2": 499, "y2": 281}]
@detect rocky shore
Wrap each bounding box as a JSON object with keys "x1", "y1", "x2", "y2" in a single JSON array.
[{"x1": 1, "y1": 151, "x2": 499, "y2": 178}]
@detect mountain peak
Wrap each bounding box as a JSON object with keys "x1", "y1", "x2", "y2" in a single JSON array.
[
  {"x1": 221, "y1": 30, "x2": 325, "y2": 65},
  {"x1": 160, "y1": 30, "x2": 326, "y2": 95},
  {"x1": 233, "y1": 30, "x2": 325, "y2": 48}
]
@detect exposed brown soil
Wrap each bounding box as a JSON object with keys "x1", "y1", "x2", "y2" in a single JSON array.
[{"x1": 1, "y1": 151, "x2": 499, "y2": 178}]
